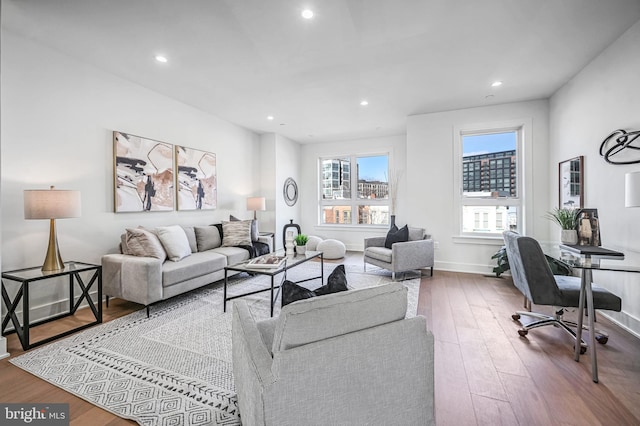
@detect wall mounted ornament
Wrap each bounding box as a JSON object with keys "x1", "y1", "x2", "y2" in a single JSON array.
[
  {"x1": 599, "y1": 128, "x2": 640, "y2": 165},
  {"x1": 283, "y1": 177, "x2": 298, "y2": 206},
  {"x1": 176, "y1": 146, "x2": 217, "y2": 210},
  {"x1": 114, "y1": 131, "x2": 174, "y2": 212}
]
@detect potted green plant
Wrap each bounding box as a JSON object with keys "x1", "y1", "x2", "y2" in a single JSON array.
[
  {"x1": 546, "y1": 208, "x2": 579, "y2": 244},
  {"x1": 294, "y1": 234, "x2": 309, "y2": 255}
]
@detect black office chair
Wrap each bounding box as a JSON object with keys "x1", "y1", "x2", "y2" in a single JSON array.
[{"x1": 502, "y1": 231, "x2": 621, "y2": 352}]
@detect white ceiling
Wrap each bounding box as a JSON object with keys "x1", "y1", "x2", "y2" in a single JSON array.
[{"x1": 3, "y1": 0, "x2": 640, "y2": 143}]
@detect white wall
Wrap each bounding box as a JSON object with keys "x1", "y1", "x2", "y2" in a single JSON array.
[
  {"x1": 407, "y1": 100, "x2": 551, "y2": 273},
  {"x1": 0, "y1": 2, "x2": 7, "y2": 360},
  {"x1": 274, "y1": 134, "x2": 301, "y2": 251},
  {"x1": 549, "y1": 19, "x2": 640, "y2": 335},
  {"x1": 0, "y1": 31, "x2": 260, "y2": 324},
  {"x1": 299, "y1": 134, "x2": 407, "y2": 250}
]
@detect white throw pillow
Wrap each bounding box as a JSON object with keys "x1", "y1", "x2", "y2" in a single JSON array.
[{"x1": 156, "y1": 225, "x2": 192, "y2": 262}]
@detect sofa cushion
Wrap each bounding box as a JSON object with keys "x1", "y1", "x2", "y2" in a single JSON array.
[
  {"x1": 230, "y1": 215, "x2": 259, "y2": 242},
  {"x1": 181, "y1": 226, "x2": 198, "y2": 253},
  {"x1": 272, "y1": 282, "x2": 407, "y2": 352},
  {"x1": 222, "y1": 220, "x2": 252, "y2": 247},
  {"x1": 156, "y1": 225, "x2": 192, "y2": 262},
  {"x1": 364, "y1": 246, "x2": 392, "y2": 263},
  {"x1": 125, "y1": 228, "x2": 167, "y2": 261},
  {"x1": 385, "y1": 224, "x2": 409, "y2": 249},
  {"x1": 162, "y1": 251, "x2": 227, "y2": 287},
  {"x1": 210, "y1": 246, "x2": 250, "y2": 266},
  {"x1": 195, "y1": 226, "x2": 221, "y2": 251},
  {"x1": 408, "y1": 227, "x2": 425, "y2": 241}
]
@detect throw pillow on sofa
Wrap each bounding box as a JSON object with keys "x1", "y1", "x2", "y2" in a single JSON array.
[
  {"x1": 125, "y1": 228, "x2": 167, "y2": 261},
  {"x1": 282, "y1": 265, "x2": 349, "y2": 306},
  {"x1": 222, "y1": 220, "x2": 253, "y2": 247},
  {"x1": 156, "y1": 225, "x2": 192, "y2": 262},
  {"x1": 195, "y1": 226, "x2": 222, "y2": 251},
  {"x1": 230, "y1": 215, "x2": 259, "y2": 242},
  {"x1": 384, "y1": 224, "x2": 409, "y2": 249}
]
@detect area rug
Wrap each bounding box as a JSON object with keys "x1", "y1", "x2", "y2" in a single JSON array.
[{"x1": 10, "y1": 262, "x2": 420, "y2": 425}]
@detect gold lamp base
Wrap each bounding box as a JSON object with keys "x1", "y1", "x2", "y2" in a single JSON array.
[{"x1": 42, "y1": 218, "x2": 65, "y2": 272}]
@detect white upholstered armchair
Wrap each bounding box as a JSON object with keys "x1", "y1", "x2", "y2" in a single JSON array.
[
  {"x1": 232, "y1": 282, "x2": 435, "y2": 426},
  {"x1": 364, "y1": 227, "x2": 434, "y2": 280}
]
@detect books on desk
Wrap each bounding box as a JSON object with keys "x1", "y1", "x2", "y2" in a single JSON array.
[{"x1": 246, "y1": 255, "x2": 287, "y2": 268}]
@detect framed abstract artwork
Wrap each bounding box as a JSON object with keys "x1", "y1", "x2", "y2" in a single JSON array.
[
  {"x1": 113, "y1": 131, "x2": 174, "y2": 212},
  {"x1": 558, "y1": 156, "x2": 583, "y2": 209},
  {"x1": 176, "y1": 146, "x2": 217, "y2": 210}
]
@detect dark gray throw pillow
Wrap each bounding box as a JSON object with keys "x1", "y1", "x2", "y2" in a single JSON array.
[
  {"x1": 282, "y1": 265, "x2": 349, "y2": 306},
  {"x1": 385, "y1": 224, "x2": 409, "y2": 249}
]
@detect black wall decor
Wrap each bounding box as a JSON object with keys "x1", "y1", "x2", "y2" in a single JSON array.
[{"x1": 599, "y1": 128, "x2": 640, "y2": 165}]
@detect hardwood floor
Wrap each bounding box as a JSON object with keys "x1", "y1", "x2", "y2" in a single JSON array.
[{"x1": 1, "y1": 253, "x2": 639, "y2": 425}]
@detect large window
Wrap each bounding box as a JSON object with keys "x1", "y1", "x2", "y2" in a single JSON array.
[
  {"x1": 458, "y1": 129, "x2": 522, "y2": 235},
  {"x1": 320, "y1": 154, "x2": 390, "y2": 225}
]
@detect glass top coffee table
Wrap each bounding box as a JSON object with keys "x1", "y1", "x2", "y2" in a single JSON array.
[{"x1": 223, "y1": 251, "x2": 324, "y2": 317}]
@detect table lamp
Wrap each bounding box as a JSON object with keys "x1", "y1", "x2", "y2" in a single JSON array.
[
  {"x1": 246, "y1": 196, "x2": 266, "y2": 220},
  {"x1": 625, "y1": 172, "x2": 640, "y2": 207},
  {"x1": 24, "y1": 186, "x2": 82, "y2": 271}
]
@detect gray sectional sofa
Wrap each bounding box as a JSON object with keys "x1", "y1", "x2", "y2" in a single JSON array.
[{"x1": 102, "y1": 222, "x2": 272, "y2": 315}]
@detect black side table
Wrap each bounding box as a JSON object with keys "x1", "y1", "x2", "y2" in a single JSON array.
[{"x1": 1, "y1": 261, "x2": 102, "y2": 350}]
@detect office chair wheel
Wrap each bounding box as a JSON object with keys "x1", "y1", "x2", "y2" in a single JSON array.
[
  {"x1": 517, "y1": 329, "x2": 528, "y2": 337},
  {"x1": 596, "y1": 335, "x2": 608, "y2": 345},
  {"x1": 512, "y1": 314, "x2": 521, "y2": 321},
  {"x1": 574, "y1": 345, "x2": 587, "y2": 354}
]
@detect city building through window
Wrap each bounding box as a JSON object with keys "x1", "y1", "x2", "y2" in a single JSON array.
[
  {"x1": 320, "y1": 154, "x2": 390, "y2": 225},
  {"x1": 460, "y1": 130, "x2": 521, "y2": 235}
]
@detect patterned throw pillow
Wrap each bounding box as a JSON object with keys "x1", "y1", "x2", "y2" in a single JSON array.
[
  {"x1": 125, "y1": 228, "x2": 167, "y2": 261},
  {"x1": 221, "y1": 220, "x2": 253, "y2": 247},
  {"x1": 230, "y1": 215, "x2": 259, "y2": 242}
]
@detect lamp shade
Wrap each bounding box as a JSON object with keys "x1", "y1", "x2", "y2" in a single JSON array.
[
  {"x1": 625, "y1": 172, "x2": 640, "y2": 207},
  {"x1": 24, "y1": 187, "x2": 82, "y2": 219},
  {"x1": 246, "y1": 197, "x2": 266, "y2": 212}
]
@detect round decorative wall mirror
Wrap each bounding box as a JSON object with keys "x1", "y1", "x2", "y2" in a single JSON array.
[{"x1": 283, "y1": 177, "x2": 298, "y2": 206}]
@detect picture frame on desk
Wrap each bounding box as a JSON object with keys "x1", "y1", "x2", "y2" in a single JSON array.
[{"x1": 576, "y1": 208, "x2": 600, "y2": 246}]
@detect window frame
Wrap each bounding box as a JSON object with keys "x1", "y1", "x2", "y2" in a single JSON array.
[
  {"x1": 318, "y1": 153, "x2": 391, "y2": 227},
  {"x1": 453, "y1": 120, "x2": 529, "y2": 239}
]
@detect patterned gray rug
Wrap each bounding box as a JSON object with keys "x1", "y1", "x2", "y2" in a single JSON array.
[{"x1": 11, "y1": 262, "x2": 420, "y2": 425}]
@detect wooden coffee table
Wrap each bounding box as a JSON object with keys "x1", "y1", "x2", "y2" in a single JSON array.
[{"x1": 223, "y1": 251, "x2": 324, "y2": 316}]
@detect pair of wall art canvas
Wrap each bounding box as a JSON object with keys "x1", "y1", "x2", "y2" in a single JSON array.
[{"x1": 114, "y1": 131, "x2": 217, "y2": 212}]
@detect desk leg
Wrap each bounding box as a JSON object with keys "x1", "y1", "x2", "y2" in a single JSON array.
[
  {"x1": 584, "y1": 269, "x2": 598, "y2": 383},
  {"x1": 270, "y1": 275, "x2": 275, "y2": 317},
  {"x1": 574, "y1": 272, "x2": 586, "y2": 362}
]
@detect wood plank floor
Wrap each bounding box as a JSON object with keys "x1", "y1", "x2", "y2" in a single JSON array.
[{"x1": 1, "y1": 253, "x2": 639, "y2": 425}]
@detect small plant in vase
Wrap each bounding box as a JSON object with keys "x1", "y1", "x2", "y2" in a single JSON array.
[
  {"x1": 546, "y1": 207, "x2": 579, "y2": 244},
  {"x1": 294, "y1": 234, "x2": 308, "y2": 255}
]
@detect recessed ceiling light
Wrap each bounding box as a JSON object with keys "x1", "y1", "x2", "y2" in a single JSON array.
[
  {"x1": 267, "y1": 115, "x2": 274, "y2": 120},
  {"x1": 302, "y1": 9, "x2": 314, "y2": 19},
  {"x1": 491, "y1": 81, "x2": 503, "y2": 87},
  {"x1": 155, "y1": 55, "x2": 168, "y2": 63},
  {"x1": 360, "y1": 100, "x2": 369, "y2": 106}
]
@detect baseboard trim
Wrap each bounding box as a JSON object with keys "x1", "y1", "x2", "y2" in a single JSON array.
[{"x1": 0, "y1": 337, "x2": 8, "y2": 360}]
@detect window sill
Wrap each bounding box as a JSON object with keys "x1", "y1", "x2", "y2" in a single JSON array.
[
  {"x1": 314, "y1": 224, "x2": 389, "y2": 232},
  {"x1": 452, "y1": 235, "x2": 505, "y2": 246}
]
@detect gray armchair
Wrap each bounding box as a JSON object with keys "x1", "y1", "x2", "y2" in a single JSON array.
[
  {"x1": 232, "y1": 282, "x2": 435, "y2": 426},
  {"x1": 364, "y1": 227, "x2": 434, "y2": 280}
]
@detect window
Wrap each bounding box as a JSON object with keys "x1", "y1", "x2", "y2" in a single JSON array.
[
  {"x1": 320, "y1": 154, "x2": 389, "y2": 225},
  {"x1": 457, "y1": 128, "x2": 523, "y2": 236}
]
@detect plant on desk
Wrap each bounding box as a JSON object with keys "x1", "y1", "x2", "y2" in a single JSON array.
[
  {"x1": 294, "y1": 234, "x2": 308, "y2": 255},
  {"x1": 546, "y1": 207, "x2": 579, "y2": 244}
]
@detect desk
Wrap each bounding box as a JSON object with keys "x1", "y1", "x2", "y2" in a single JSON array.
[
  {"x1": 1, "y1": 262, "x2": 102, "y2": 350},
  {"x1": 548, "y1": 245, "x2": 635, "y2": 383}
]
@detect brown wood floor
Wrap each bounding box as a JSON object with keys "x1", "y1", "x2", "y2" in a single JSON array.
[{"x1": 1, "y1": 252, "x2": 639, "y2": 425}]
